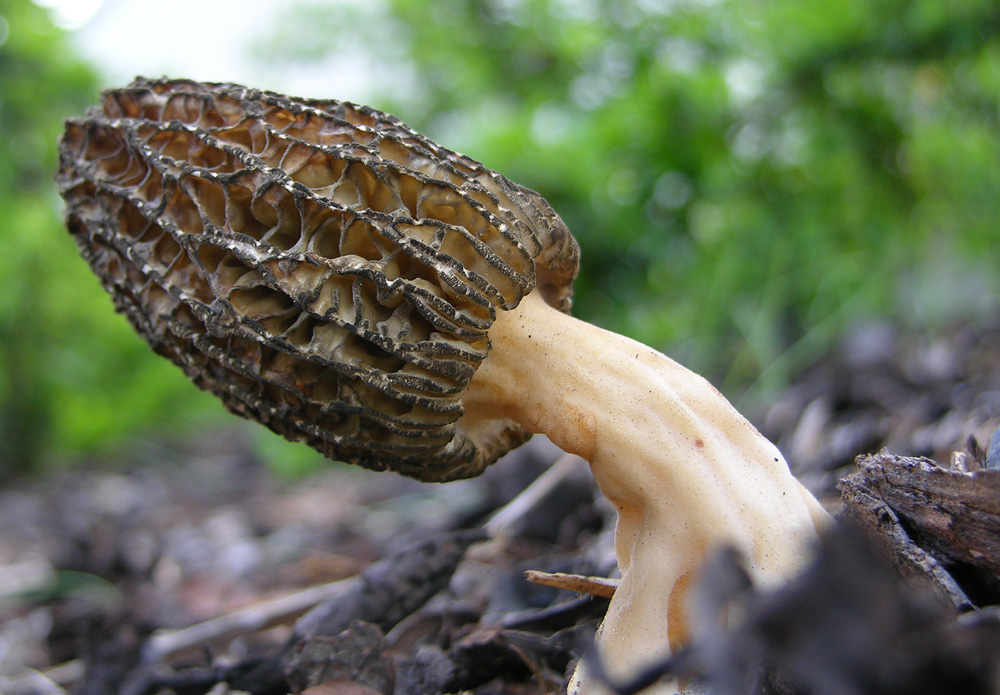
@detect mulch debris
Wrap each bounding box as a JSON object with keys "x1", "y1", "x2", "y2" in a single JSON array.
[{"x1": 4, "y1": 318, "x2": 1000, "y2": 695}]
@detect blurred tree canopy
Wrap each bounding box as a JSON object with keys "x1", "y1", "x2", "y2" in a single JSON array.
[{"x1": 2, "y1": 0, "x2": 1000, "y2": 476}]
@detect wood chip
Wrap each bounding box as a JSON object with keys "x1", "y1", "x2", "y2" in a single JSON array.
[
  {"x1": 839, "y1": 451, "x2": 1000, "y2": 608},
  {"x1": 523, "y1": 570, "x2": 618, "y2": 598}
]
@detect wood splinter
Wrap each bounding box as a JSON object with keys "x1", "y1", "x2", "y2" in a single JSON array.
[{"x1": 524, "y1": 569, "x2": 619, "y2": 599}]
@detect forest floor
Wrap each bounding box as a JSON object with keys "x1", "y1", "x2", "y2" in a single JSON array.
[{"x1": 3, "y1": 316, "x2": 1000, "y2": 695}]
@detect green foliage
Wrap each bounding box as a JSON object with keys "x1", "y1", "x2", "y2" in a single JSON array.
[
  {"x1": 0, "y1": 0, "x2": 227, "y2": 476},
  {"x1": 261, "y1": 0, "x2": 1000, "y2": 397},
  {"x1": 4, "y1": 0, "x2": 1000, "y2": 476}
]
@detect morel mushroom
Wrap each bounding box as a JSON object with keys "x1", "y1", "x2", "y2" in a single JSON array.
[{"x1": 56, "y1": 78, "x2": 829, "y2": 693}]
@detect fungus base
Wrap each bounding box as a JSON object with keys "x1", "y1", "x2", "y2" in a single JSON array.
[{"x1": 464, "y1": 292, "x2": 830, "y2": 694}]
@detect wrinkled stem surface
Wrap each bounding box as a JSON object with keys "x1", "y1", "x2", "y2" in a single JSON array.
[{"x1": 465, "y1": 292, "x2": 829, "y2": 693}]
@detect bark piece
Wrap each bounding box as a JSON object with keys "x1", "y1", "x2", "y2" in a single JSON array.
[
  {"x1": 286, "y1": 621, "x2": 392, "y2": 695},
  {"x1": 838, "y1": 471, "x2": 973, "y2": 611},
  {"x1": 295, "y1": 529, "x2": 485, "y2": 639},
  {"x1": 840, "y1": 452, "x2": 1000, "y2": 605},
  {"x1": 444, "y1": 627, "x2": 572, "y2": 694}
]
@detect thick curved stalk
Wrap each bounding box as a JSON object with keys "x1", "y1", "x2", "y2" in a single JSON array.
[{"x1": 464, "y1": 291, "x2": 830, "y2": 693}]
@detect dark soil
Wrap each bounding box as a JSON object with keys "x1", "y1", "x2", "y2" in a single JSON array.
[{"x1": 3, "y1": 317, "x2": 1000, "y2": 695}]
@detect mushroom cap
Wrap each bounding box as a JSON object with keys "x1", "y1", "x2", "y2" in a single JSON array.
[{"x1": 56, "y1": 77, "x2": 579, "y2": 481}]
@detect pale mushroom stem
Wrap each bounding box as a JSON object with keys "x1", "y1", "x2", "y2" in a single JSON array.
[{"x1": 465, "y1": 291, "x2": 830, "y2": 694}]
